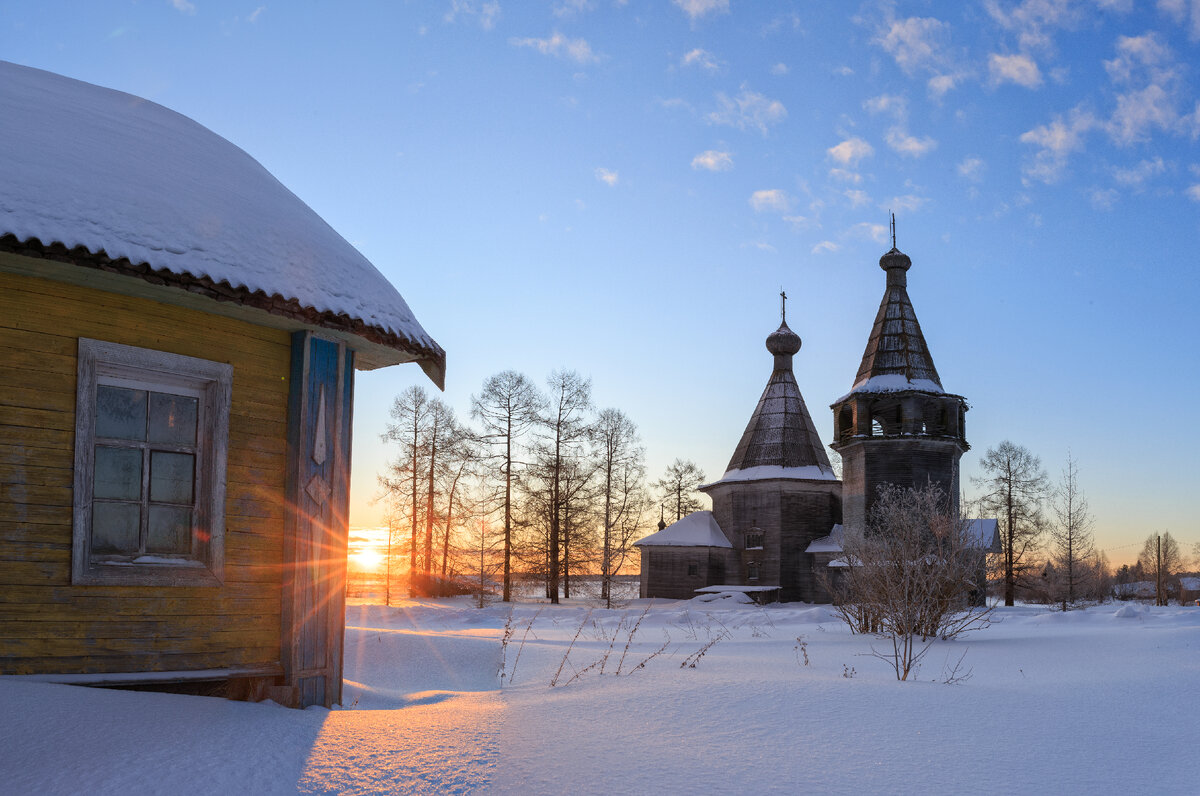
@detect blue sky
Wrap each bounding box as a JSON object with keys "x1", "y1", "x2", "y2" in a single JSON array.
[{"x1": 5, "y1": 0, "x2": 1198, "y2": 564}]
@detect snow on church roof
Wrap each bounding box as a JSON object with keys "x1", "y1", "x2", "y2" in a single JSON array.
[
  {"x1": 634, "y1": 511, "x2": 731, "y2": 548},
  {"x1": 0, "y1": 60, "x2": 444, "y2": 383}
]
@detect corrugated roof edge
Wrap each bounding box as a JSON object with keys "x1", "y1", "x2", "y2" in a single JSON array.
[{"x1": 1, "y1": 234, "x2": 446, "y2": 388}]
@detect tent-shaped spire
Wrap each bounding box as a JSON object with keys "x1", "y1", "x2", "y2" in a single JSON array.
[
  {"x1": 851, "y1": 240, "x2": 943, "y2": 393},
  {"x1": 720, "y1": 294, "x2": 833, "y2": 480}
]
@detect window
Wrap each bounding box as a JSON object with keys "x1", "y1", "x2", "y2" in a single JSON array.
[
  {"x1": 687, "y1": 561, "x2": 698, "y2": 577},
  {"x1": 747, "y1": 562, "x2": 760, "y2": 582},
  {"x1": 72, "y1": 339, "x2": 231, "y2": 586},
  {"x1": 745, "y1": 530, "x2": 763, "y2": 550}
]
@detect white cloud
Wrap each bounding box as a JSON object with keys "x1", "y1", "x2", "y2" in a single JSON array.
[
  {"x1": 674, "y1": 0, "x2": 728, "y2": 20},
  {"x1": 783, "y1": 215, "x2": 812, "y2": 230},
  {"x1": 682, "y1": 48, "x2": 719, "y2": 72},
  {"x1": 1109, "y1": 83, "x2": 1177, "y2": 145},
  {"x1": 1112, "y1": 155, "x2": 1167, "y2": 187},
  {"x1": 707, "y1": 87, "x2": 787, "y2": 135},
  {"x1": 1019, "y1": 106, "x2": 1097, "y2": 183},
  {"x1": 885, "y1": 128, "x2": 937, "y2": 157},
  {"x1": 844, "y1": 190, "x2": 871, "y2": 208},
  {"x1": 594, "y1": 167, "x2": 619, "y2": 186},
  {"x1": 827, "y1": 137, "x2": 874, "y2": 166},
  {"x1": 1090, "y1": 188, "x2": 1119, "y2": 209},
  {"x1": 828, "y1": 168, "x2": 862, "y2": 183},
  {"x1": 247, "y1": 6, "x2": 265, "y2": 23},
  {"x1": 1187, "y1": 183, "x2": 1200, "y2": 201},
  {"x1": 691, "y1": 150, "x2": 733, "y2": 171},
  {"x1": 510, "y1": 32, "x2": 599, "y2": 63},
  {"x1": 170, "y1": 0, "x2": 196, "y2": 14},
  {"x1": 985, "y1": 0, "x2": 1080, "y2": 54},
  {"x1": 875, "y1": 15, "x2": 949, "y2": 76},
  {"x1": 742, "y1": 241, "x2": 777, "y2": 253},
  {"x1": 851, "y1": 222, "x2": 889, "y2": 243},
  {"x1": 446, "y1": 0, "x2": 501, "y2": 29},
  {"x1": 834, "y1": 65, "x2": 854, "y2": 76},
  {"x1": 770, "y1": 62, "x2": 788, "y2": 76},
  {"x1": 881, "y1": 194, "x2": 927, "y2": 213},
  {"x1": 812, "y1": 241, "x2": 840, "y2": 254},
  {"x1": 658, "y1": 97, "x2": 693, "y2": 112},
  {"x1": 957, "y1": 156, "x2": 985, "y2": 181},
  {"x1": 927, "y1": 72, "x2": 964, "y2": 99},
  {"x1": 749, "y1": 189, "x2": 791, "y2": 213},
  {"x1": 1104, "y1": 33, "x2": 1174, "y2": 85},
  {"x1": 553, "y1": 0, "x2": 592, "y2": 17},
  {"x1": 1158, "y1": 0, "x2": 1200, "y2": 41},
  {"x1": 989, "y1": 53, "x2": 1043, "y2": 88},
  {"x1": 864, "y1": 94, "x2": 906, "y2": 118}
]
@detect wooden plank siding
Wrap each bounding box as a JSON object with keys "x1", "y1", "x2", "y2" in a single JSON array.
[{"x1": 0, "y1": 270, "x2": 290, "y2": 675}]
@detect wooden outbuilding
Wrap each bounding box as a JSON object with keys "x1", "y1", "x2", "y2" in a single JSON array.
[{"x1": 0, "y1": 61, "x2": 444, "y2": 707}]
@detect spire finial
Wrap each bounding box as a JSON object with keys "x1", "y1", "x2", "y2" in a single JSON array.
[
  {"x1": 780, "y1": 287, "x2": 787, "y2": 323},
  {"x1": 890, "y1": 211, "x2": 896, "y2": 249}
]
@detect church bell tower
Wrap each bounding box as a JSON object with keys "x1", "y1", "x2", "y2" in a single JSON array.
[{"x1": 830, "y1": 229, "x2": 968, "y2": 535}]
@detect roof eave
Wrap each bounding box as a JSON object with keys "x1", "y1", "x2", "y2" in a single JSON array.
[{"x1": 0, "y1": 235, "x2": 446, "y2": 385}]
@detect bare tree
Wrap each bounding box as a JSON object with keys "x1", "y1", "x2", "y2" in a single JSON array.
[
  {"x1": 974, "y1": 441, "x2": 1050, "y2": 606},
  {"x1": 594, "y1": 408, "x2": 647, "y2": 608},
  {"x1": 381, "y1": 385, "x2": 432, "y2": 595},
  {"x1": 534, "y1": 369, "x2": 593, "y2": 605},
  {"x1": 831, "y1": 483, "x2": 992, "y2": 681},
  {"x1": 471, "y1": 371, "x2": 544, "y2": 602},
  {"x1": 655, "y1": 458, "x2": 706, "y2": 522},
  {"x1": 1047, "y1": 453, "x2": 1095, "y2": 610},
  {"x1": 1139, "y1": 532, "x2": 1182, "y2": 606}
]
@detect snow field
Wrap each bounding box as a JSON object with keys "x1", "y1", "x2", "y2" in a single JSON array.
[{"x1": 1, "y1": 598, "x2": 1197, "y2": 794}]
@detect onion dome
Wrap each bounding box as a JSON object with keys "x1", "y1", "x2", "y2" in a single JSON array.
[{"x1": 765, "y1": 321, "x2": 802, "y2": 357}]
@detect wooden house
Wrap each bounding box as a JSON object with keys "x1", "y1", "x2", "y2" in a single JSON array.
[{"x1": 0, "y1": 61, "x2": 444, "y2": 708}]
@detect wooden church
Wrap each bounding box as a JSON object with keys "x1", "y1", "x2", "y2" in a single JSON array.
[
  {"x1": 0, "y1": 61, "x2": 443, "y2": 707},
  {"x1": 637, "y1": 234, "x2": 996, "y2": 602}
]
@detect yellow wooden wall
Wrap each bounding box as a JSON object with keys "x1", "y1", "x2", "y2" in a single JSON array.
[{"x1": 0, "y1": 271, "x2": 290, "y2": 674}]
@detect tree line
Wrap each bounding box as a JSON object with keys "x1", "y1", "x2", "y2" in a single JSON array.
[
  {"x1": 972, "y1": 440, "x2": 1194, "y2": 608},
  {"x1": 378, "y1": 369, "x2": 708, "y2": 607}
]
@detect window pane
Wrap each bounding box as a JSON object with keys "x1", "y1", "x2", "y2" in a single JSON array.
[
  {"x1": 92, "y1": 502, "x2": 140, "y2": 555},
  {"x1": 149, "y1": 392, "x2": 198, "y2": 445},
  {"x1": 94, "y1": 446, "x2": 142, "y2": 500},
  {"x1": 147, "y1": 506, "x2": 192, "y2": 555},
  {"x1": 96, "y1": 386, "x2": 146, "y2": 440},
  {"x1": 150, "y1": 451, "x2": 195, "y2": 504}
]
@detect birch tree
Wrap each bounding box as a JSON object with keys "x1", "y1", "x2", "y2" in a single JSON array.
[
  {"x1": 381, "y1": 385, "x2": 431, "y2": 595},
  {"x1": 594, "y1": 408, "x2": 647, "y2": 607},
  {"x1": 1139, "y1": 532, "x2": 1182, "y2": 606}
]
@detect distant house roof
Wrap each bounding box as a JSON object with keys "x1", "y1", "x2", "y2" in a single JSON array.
[
  {"x1": 0, "y1": 60, "x2": 443, "y2": 384},
  {"x1": 633, "y1": 511, "x2": 731, "y2": 548},
  {"x1": 1178, "y1": 577, "x2": 1200, "y2": 591}
]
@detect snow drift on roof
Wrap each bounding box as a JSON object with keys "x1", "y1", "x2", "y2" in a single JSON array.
[
  {"x1": 633, "y1": 511, "x2": 731, "y2": 548},
  {"x1": 704, "y1": 464, "x2": 837, "y2": 488},
  {"x1": 0, "y1": 60, "x2": 442, "y2": 378}
]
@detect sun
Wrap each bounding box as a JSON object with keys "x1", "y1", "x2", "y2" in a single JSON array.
[{"x1": 350, "y1": 547, "x2": 385, "y2": 571}]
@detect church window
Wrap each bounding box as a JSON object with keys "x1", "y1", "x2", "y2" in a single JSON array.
[
  {"x1": 687, "y1": 561, "x2": 698, "y2": 577},
  {"x1": 745, "y1": 531, "x2": 763, "y2": 550},
  {"x1": 747, "y1": 562, "x2": 760, "y2": 581}
]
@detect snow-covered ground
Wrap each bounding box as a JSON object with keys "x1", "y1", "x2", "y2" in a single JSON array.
[{"x1": 2, "y1": 597, "x2": 1197, "y2": 795}]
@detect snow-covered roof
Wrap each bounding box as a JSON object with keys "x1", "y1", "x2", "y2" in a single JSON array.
[
  {"x1": 1178, "y1": 577, "x2": 1200, "y2": 591},
  {"x1": 0, "y1": 60, "x2": 443, "y2": 383},
  {"x1": 966, "y1": 519, "x2": 1001, "y2": 553},
  {"x1": 633, "y1": 511, "x2": 731, "y2": 548},
  {"x1": 805, "y1": 520, "x2": 999, "y2": 556},
  {"x1": 703, "y1": 464, "x2": 837, "y2": 488},
  {"x1": 835, "y1": 374, "x2": 946, "y2": 404},
  {"x1": 805, "y1": 524, "x2": 844, "y2": 554}
]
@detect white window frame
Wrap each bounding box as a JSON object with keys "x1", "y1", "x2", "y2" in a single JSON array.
[{"x1": 72, "y1": 339, "x2": 231, "y2": 586}]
